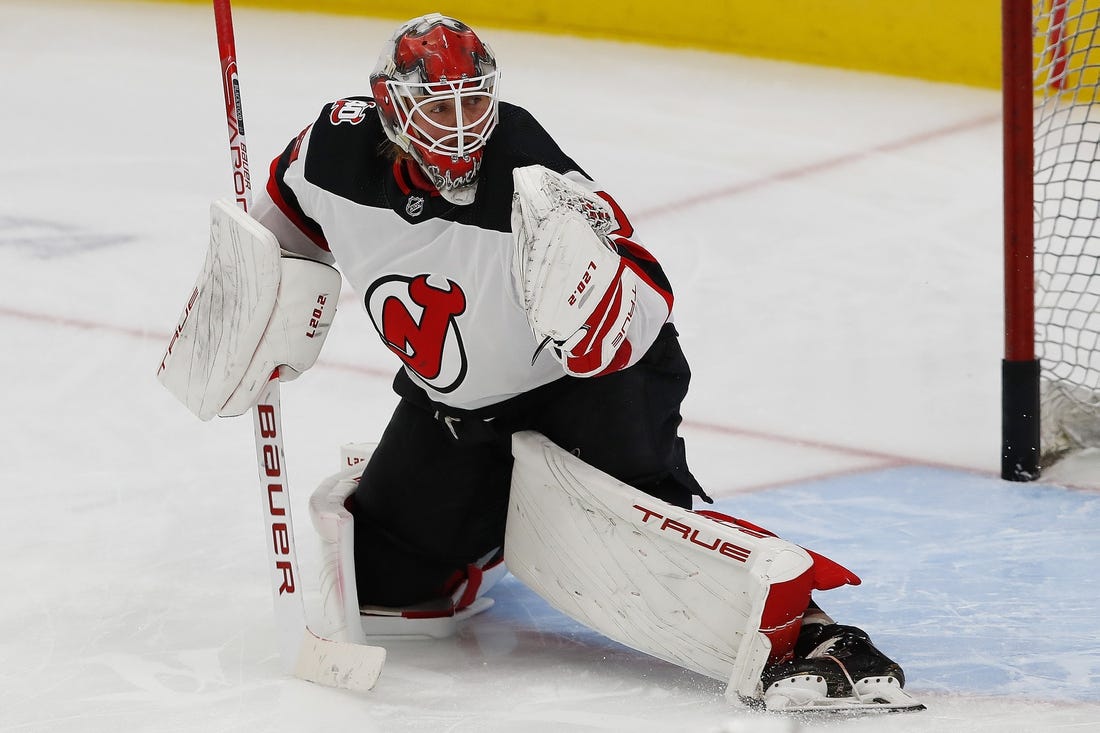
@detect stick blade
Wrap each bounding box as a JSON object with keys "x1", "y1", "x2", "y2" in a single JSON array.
[{"x1": 293, "y1": 628, "x2": 386, "y2": 692}]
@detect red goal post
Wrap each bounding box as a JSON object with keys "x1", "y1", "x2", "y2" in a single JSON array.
[{"x1": 1002, "y1": 0, "x2": 1100, "y2": 480}]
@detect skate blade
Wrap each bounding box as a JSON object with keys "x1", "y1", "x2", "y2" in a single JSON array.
[
  {"x1": 764, "y1": 675, "x2": 926, "y2": 715},
  {"x1": 768, "y1": 698, "x2": 926, "y2": 715}
]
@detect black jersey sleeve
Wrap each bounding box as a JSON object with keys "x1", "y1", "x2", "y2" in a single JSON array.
[
  {"x1": 488, "y1": 103, "x2": 588, "y2": 178},
  {"x1": 265, "y1": 122, "x2": 330, "y2": 251},
  {"x1": 265, "y1": 96, "x2": 394, "y2": 250},
  {"x1": 299, "y1": 97, "x2": 391, "y2": 208}
]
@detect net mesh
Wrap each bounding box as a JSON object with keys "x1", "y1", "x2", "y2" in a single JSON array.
[{"x1": 1033, "y1": 0, "x2": 1100, "y2": 462}]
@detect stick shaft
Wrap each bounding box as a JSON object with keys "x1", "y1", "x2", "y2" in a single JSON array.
[
  {"x1": 211, "y1": 0, "x2": 305, "y2": 674},
  {"x1": 213, "y1": 0, "x2": 253, "y2": 212}
]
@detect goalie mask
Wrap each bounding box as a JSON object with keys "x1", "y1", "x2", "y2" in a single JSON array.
[{"x1": 370, "y1": 14, "x2": 500, "y2": 201}]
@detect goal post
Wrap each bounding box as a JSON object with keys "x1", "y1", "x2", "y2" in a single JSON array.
[
  {"x1": 1002, "y1": 0, "x2": 1040, "y2": 481},
  {"x1": 1003, "y1": 0, "x2": 1100, "y2": 480}
]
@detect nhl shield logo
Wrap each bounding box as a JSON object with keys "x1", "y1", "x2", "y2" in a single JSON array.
[{"x1": 405, "y1": 195, "x2": 425, "y2": 218}]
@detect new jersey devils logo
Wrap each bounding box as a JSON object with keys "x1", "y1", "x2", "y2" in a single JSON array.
[
  {"x1": 330, "y1": 99, "x2": 374, "y2": 125},
  {"x1": 366, "y1": 274, "x2": 468, "y2": 393}
]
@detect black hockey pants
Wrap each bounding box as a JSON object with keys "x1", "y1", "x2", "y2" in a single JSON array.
[{"x1": 349, "y1": 324, "x2": 707, "y2": 607}]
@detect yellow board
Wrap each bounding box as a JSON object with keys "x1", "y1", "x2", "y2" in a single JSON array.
[{"x1": 152, "y1": 0, "x2": 1085, "y2": 90}]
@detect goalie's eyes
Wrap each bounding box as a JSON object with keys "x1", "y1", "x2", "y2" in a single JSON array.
[
  {"x1": 425, "y1": 100, "x2": 453, "y2": 117},
  {"x1": 419, "y1": 96, "x2": 491, "y2": 125}
]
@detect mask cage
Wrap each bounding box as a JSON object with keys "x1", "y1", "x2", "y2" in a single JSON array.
[{"x1": 386, "y1": 71, "x2": 500, "y2": 160}]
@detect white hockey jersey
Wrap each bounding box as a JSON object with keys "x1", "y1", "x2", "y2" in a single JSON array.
[{"x1": 253, "y1": 98, "x2": 674, "y2": 412}]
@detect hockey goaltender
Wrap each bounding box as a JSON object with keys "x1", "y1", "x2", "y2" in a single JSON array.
[{"x1": 158, "y1": 11, "x2": 924, "y2": 714}]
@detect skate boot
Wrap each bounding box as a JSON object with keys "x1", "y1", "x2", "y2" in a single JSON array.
[{"x1": 760, "y1": 623, "x2": 924, "y2": 713}]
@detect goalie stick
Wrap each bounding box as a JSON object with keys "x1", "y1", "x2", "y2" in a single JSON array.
[{"x1": 211, "y1": 0, "x2": 384, "y2": 690}]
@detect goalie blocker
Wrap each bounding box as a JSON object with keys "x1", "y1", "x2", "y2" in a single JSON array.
[{"x1": 156, "y1": 199, "x2": 341, "y2": 420}]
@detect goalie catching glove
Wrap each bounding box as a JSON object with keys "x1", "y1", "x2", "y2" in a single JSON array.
[{"x1": 511, "y1": 165, "x2": 669, "y2": 377}]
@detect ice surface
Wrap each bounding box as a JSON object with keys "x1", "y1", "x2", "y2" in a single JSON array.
[{"x1": 2, "y1": 1, "x2": 1098, "y2": 731}]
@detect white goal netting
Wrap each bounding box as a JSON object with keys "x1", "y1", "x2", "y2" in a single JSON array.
[{"x1": 1033, "y1": 0, "x2": 1100, "y2": 462}]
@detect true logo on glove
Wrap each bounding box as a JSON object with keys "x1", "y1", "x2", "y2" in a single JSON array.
[{"x1": 156, "y1": 286, "x2": 200, "y2": 376}]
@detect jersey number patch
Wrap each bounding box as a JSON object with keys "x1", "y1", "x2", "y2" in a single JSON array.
[{"x1": 366, "y1": 274, "x2": 468, "y2": 393}]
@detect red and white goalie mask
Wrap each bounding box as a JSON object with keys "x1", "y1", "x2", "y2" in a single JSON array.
[{"x1": 370, "y1": 14, "x2": 500, "y2": 200}]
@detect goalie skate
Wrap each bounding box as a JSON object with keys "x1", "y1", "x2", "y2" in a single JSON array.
[
  {"x1": 760, "y1": 623, "x2": 924, "y2": 714},
  {"x1": 359, "y1": 596, "x2": 496, "y2": 639},
  {"x1": 763, "y1": 674, "x2": 924, "y2": 714}
]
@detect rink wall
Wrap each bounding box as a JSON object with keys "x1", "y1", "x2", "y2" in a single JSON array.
[{"x1": 156, "y1": 0, "x2": 1004, "y2": 88}]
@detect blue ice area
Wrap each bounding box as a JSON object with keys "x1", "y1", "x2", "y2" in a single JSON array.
[{"x1": 709, "y1": 466, "x2": 1100, "y2": 703}]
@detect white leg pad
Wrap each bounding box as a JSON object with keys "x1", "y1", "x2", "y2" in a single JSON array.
[
  {"x1": 309, "y1": 459, "x2": 370, "y2": 645},
  {"x1": 310, "y1": 442, "x2": 507, "y2": 641},
  {"x1": 506, "y1": 431, "x2": 816, "y2": 702}
]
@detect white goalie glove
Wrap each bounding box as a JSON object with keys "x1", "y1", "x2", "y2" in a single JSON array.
[
  {"x1": 511, "y1": 165, "x2": 644, "y2": 376},
  {"x1": 157, "y1": 200, "x2": 341, "y2": 420}
]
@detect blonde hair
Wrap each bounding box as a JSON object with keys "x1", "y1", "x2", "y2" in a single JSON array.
[{"x1": 378, "y1": 139, "x2": 410, "y2": 164}]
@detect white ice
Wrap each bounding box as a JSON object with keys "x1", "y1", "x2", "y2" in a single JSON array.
[{"x1": 2, "y1": 1, "x2": 1098, "y2": 731}]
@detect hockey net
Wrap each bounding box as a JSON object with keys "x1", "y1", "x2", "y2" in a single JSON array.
[{"x1": 1032, "y1": 0, "x2": 1100, "y2": 465}]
